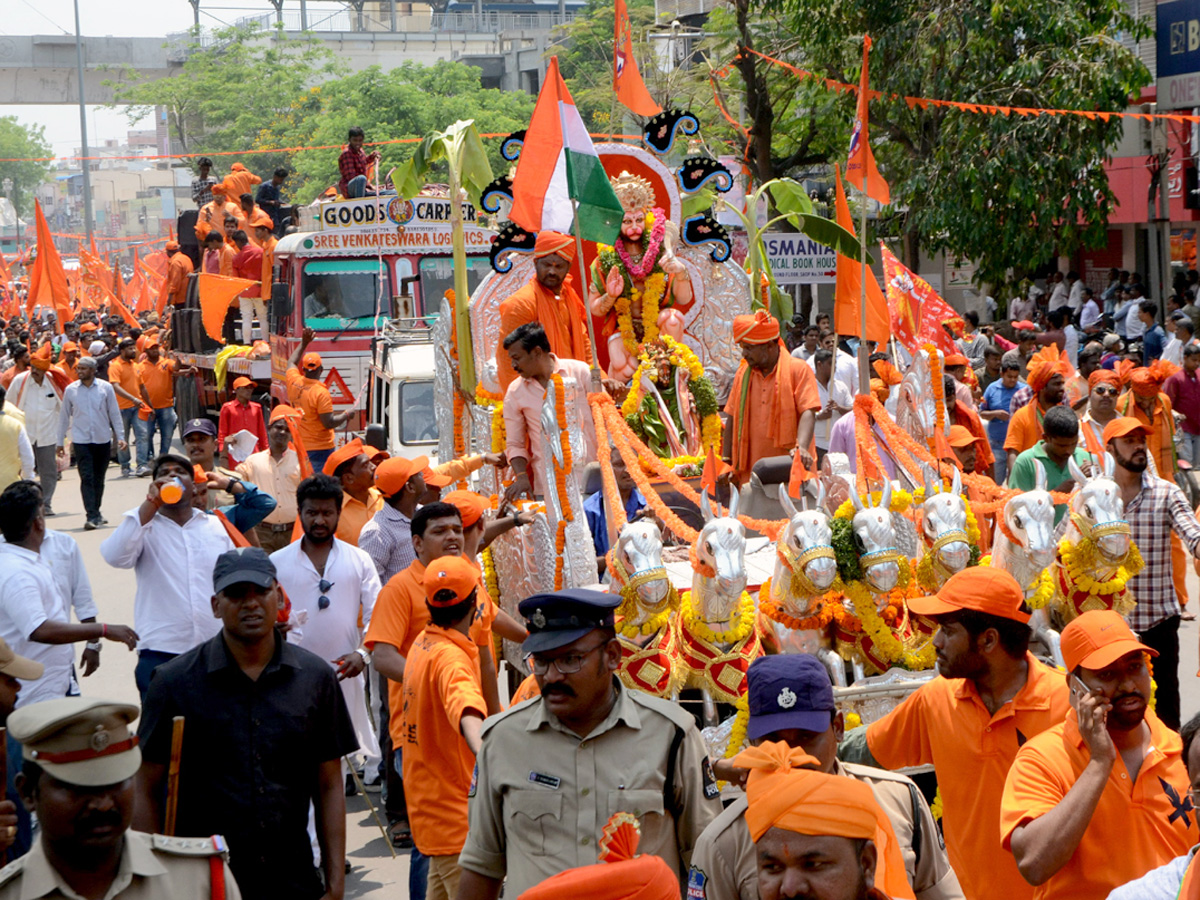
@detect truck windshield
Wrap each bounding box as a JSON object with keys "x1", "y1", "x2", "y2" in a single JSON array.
[
  {"x1": 302, "y1": 259, "x2": 389, "y2": 330},
  {"x1": 418, "y1": 257, "x2": 491, "y2": 318}
]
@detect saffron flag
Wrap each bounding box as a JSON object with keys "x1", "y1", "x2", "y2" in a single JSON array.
[
  {"x1": 510, "y1": 56, "x2": 625, "y2": 244},
  {"x1": 879, "y1": 244, "x2": 962, "y2": 356},
  {"x1": 700, "y1": 444, "x2": 731, "y2": 499},
  {"x1": 614, "y1": 0, "x2": 661, "y2": 117},
  {"x1": 25, "y1": 201, "x2": 72, "y2": 332},
  {"x1": 845, "y1": 35, "x2": 890, "y2": 206},
  {"x1": 833, "y1": 167, "x2": 888, "y2": 345},
  {"x1": 197, "y1": 273, "x2": 258, "y2": 345}
]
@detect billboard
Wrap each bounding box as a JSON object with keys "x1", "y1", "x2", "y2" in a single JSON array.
[{"x1": 1159, "y1": 0, "x2": 1200, "y2": 109}]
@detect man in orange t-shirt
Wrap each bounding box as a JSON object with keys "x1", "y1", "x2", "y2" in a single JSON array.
[
  {"x1": 135, "y1": 336, "x2": 192, "y2": 472},
  {"x1": 401, "y1": 556, "x2": 488, "y2": 900},
  {"x1": 107, "y1": 337, "x2": 148, "y2": 477},
  {"x1": 853, "y1": 567, "x2": 1069, "y2": 900},
  {"x1": 1004, "y1": 345, "x2": 1072, "y2": 477},
  {"x1": 285, "y1": 327, "x2": 352, "y2": 472},
  {"x1": 1001, "y1": 611, "x2": 1196, "y2": 900}
]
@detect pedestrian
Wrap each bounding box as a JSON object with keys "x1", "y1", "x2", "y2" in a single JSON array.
[
  {"x1": 358, "y1": 456, "x2": 427, "y2": 584},
  {"x1": 270, "y1": 473, "x2": 382, "y2": 793},
  {"x1": 58, "y1": 342, "x2": 79, "y2": 383},
  {"x1": 255, "y1": 167, "x2": 288, "y2": 229},
  {"x1": 979, "y1": 353, "x2": 1024, "y2": 483},
  {"x1": 7, "y1": 345, "x2": 63, "y2": 515},
  {"x1": 974, "y1": 344, "x2": 1003, "y2": 394},
  {"x1": 106, "y1": 337, "x2": 147, "y2": 479},
  {"x1": 0, "y1": 386, "x2": 34, "y2": 499},
  {"x1": 1047, "y1": 271, "x2": 1068, "y2": 312},
  {"x1": 1140, "y1": 301, "x2": 1167, "y2": 363},
  {"x1": 692, "y1": 655, "x2": 962, "y2": 900},
  {"x1": 1001, "y1": 611, "x2": 1195, "y2": 900},
  {"x1": 181, "y1": 417, "x2": 276, "y2": 539},
  {"x1": 285, "y1": 327, "x2": 353, "y2": 472},
  {"x1": 337, "y1": 127, "x2": 380, "y2": 199},
  {"x1": 1079, "y1": 370, "x2": 1121, "y2": 456},
  {"x1": 846, "y1": 566, "x2": 1069, "y2": 900},
  {"x1": 0, "y1": 347, "x2": 28, "y2": 391},
  {"x1": 135, "y1": 547, "x2": 356, "y2": 900},
  {"x1": 812, "y1": 348, "x2": 853, "y2": 464},
  {"x1": 958, "y1": 310, "x2": 988, "y2": 366},
  {"x1": 400, "y1": 556, "x2": 489, "y2": 900},
  {"x1": 99, "y1": 453, "x2": 236, "y2": 699},
  {"x1": 201, "y1": 232, "x2": 234, "y2": 277},
  {"x1": 456, "y1": 589, "x2": 721, "y2": 900},
  {"x1": 321, "y1": 438, "x2": 382, "y2": 545},
  {"x1": 190, "y1": 156, "x2": 217, "y2": 208},
  {"x1": 789, "y1": 324, "x2": 820, "y2": 362},
  {"x1": 1079, "y1": 287, "x2": 1102, "y2": 334},
  {"x1": 1165, "y1": 345, "x2": 1200, "y2": 466},
  {"x1": 1123, "y1": 287, "x2": 1147, "y2": 344},
  {"x1": 1003, "y1": 344, "x2": 1071, "y2": 475},
  {"x1": 234, "y1": 405, "x2": 303, "y2": 554},
  {"x1": 216, "y1": 377, "x2": 267, "y2": 469},
  {"x1": 1008, "y1": 406, "x2": 1092, "y2": 526},
  {"x1": 4, "y1": 697, "x2": 242, "y2": 899},
  {"x1": 57, "y1": 356, "x2": 124, "y2": 530},
  {"x1": 135, "y1": 336, "x2": 188, "y2": 472},
  {"x1": 0, "y1": 480, "x2": 138, "y2": 708}
]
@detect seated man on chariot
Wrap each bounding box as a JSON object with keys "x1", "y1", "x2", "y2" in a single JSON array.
[{"x1": 584, "y1": 445, "x2": 647, "y2": 573}]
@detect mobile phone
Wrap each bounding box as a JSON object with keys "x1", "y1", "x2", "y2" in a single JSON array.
[{"x1": 1070, "y1": 673, "x2": 1095, "y2": 698}]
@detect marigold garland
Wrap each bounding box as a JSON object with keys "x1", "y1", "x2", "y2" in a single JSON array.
[
  {"x1": 724, "y1": 693, "x2": 750, "y2": 762},
  {"x1": 845, "y1": 712, "x2": 863, "y2": 730},
  {"x1": 621, "y1": 335, "x2": 723, "y2": 459},
  {"x1": 833, "y1": 488, "x2": 913, "y2": 521},
  {"x1": 550, "y1": 374, "x2": 574, "y2": 524},
  {"x1": 553, "y1": 519, "x2": 568, "y2": 590},
  {"x1": 759, "y1": 588, "x2": 850, "y2": 631},
  {"x1": 1027, "y1": 567, "x2": 1055, "y2": 610},
  {"x1": 838, "y1": 565, "x2": 937, "y2": 672},
  {"x1": 925, "y1": 343, "x2": 946, "y2": 453},
  {"x1": 679, "y1": 587, "x2": 756, "y2": 644},
  {"x1": 481, "y1": 547, "x2": 500, "y2": 605},
  {"x1": 1053, "y1": 535, "x2": 1144, "y2": 620}
]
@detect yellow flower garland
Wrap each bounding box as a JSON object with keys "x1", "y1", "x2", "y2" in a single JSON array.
[
  {"x1": 930, "y1": 789, "x2": 943, "y2": 821},
  {"x1": 621, "y1": 335, "x2": 723, "y2": 458},
  {"x1": 1057, "y1": 537, "x2": 1144, "y2": 597},
  {"x1": 614, "y1": 272, "x2": 668, "y2": 355},
  {"x1": 724, "y1": 693, "x2": 750, "y2": 761},
  {"x1": 845, "y1": 712, "x2": 863, "y2": 729},
  {"x1": 1027, "y1": 568, "x2": 1055, "y2": 610},
  {"x1": 481, "y1": 547, "x2": 500, "y2": 605},
  {"x1": 679, "y1": 588, "x2": 756, "y2": 645},
  {"x1": 834, "y1": 488, "x2": 914, "y2": 521},
  {"x1": 841, "y1": 565, "x2": 938, "y2": 671}
]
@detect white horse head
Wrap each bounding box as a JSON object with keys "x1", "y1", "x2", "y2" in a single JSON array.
[
  {"x1": 851, "y1": 481, "x2": 901, "y2": 594},
  {"x1": 696, "y1": 486, "x2": 749, "y2": 622},
  {"x1": 1067, "y1": 453, "x2": 1131, "y2": 563},
  {"x1": 1000, "y1": 461, "x2": 1057, "y2": 575},
  {"x1": 611, "y1": 520, "x2": 671, "y2": 628},
  {"x1": 897, "y1": 349, "x2": 947, "y2": 446},
  {"x1": 778, "y1": 482, "x2": 838, "y2": 599},
  {"x1": 921, "y1": 466, "x2": 970, "y2": 576}
]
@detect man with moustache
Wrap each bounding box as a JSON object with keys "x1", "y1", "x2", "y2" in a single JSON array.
[
  {"x1": 1002, "y1": 611, "x2": 1196, "y2": 899},
  {"x1": 456, "y1": 589, "x2": 721, "y2": 900}
]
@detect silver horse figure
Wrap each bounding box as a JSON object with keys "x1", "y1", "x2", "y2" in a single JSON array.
[
  {"x1": 991, "y1": 461, "x2": 1061, "y2": 665},
  {"x1": 1064, "y1": 452, "x2": 1132, "y2": 565},
  {"x1": 851, "y1": 480, "x2": 903, "y2": 605},
  {"x1": 918, "y1": 466, "x2": 971, "y2": 589},
  {"x1": 609, "y1": 519, "x2": 674, "y2": 637}
]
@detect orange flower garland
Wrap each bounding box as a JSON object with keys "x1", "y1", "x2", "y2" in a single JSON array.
[
  {"x1": 758, "y1": 588, "x2": 852, "y2": 632},
  {"x1": 549, "y1": 374, "x2": 575, "y2": 590},
  {"x1": 554, "y1": 520, "x2": 568, "y2": 590},
  {"x1": 591, "y1": 396, "x2": 630, "y2": 533},
  {"x1": 925, "y1": 343, "x2": 945, "y2": 453}
]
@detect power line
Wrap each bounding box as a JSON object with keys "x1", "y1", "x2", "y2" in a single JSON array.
[{"x1": 16, "y1": 0, "x2": 70, "y2": 34}]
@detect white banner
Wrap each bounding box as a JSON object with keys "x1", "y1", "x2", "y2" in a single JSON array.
[
  {"x1": 317, "y1": 195, "x2": 478, "y2": 234},
  {"x1": 763, "y1": 233, "x2": 836, "y2": 283}
]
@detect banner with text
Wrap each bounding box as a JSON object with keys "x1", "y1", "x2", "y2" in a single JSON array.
[{"x1": 763, "y1": 233, "x2": 836, "y2": 283}]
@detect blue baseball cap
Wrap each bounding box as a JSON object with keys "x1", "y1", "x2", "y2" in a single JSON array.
[{"x1": 746, "y1": 654, "x2": 836, "y2": 741}]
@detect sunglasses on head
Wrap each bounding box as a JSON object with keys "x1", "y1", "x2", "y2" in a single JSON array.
[{"x1": 318, "y1": 579, "x2": 334, "y2": 611}]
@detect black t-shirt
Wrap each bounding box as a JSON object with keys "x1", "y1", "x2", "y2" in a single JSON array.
[{"x1": 139, "y1": 631, "x2": 358, "y2": 900}]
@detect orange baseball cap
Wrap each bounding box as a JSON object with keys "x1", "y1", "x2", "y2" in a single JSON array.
[
  {"x1": 322, "y1": 437, "x2": 367, "y2": 476},
  {"x1": 79, "y1": 323, "x2": 97, "y2": 333},
  {"x1": 946, "y1": 425, "x2": 980, "y2": 448},
  {"x1": 301, "y1": 351, "x2": 322, "y2": 371},
  {"x1": 944, "y1": 353, "x2": 970, "y2": 367},
  {"x1": 61, "y1": 342, "x2": 78, "y2": 353},
  {"x1": 232, "y1": 376, "x2": 254, "y2": 390},
  {"x1": 374, "y1": 456, "x2": 428, "y2": 497},
  {"x1": 143, "y1": 336, "x2": 160, "y2": 349},
  {"x1": 1101, "y1": 416, "x2": 1151, "y2": 446},
  {"x1": 367, "y1": 446, "x2": 389, "y2": 464},
  {"x1": 444, "y1": 490, "x2": 488, "y2": 528},
  {"x1": 423, "y1": 556, "x2": 478, "y2": 606},
  {"x1": 422, "y1": 466, "x2": 452, "y2": 488},
  {"x1": 1061, "y1": 609, "x2": 1155, "y2": 672},
  {"x1": 908, "y1": 566, "x2": 1030, "y2": 624}
]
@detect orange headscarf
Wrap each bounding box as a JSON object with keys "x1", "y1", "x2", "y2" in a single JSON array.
[
  {"x1": 872, "y1": 358, "x2": 903, "y2": 388},
  {"x1": 732, "y1": 310, "x2": 781, "y2": 345},
  {"x1": 1130, "y1": 359, "x2": 1179, "y2": 397},
  {"x1": 533, "y1": 231, "x2": 577, "y2": 262},
  {"x1": 736, "y1": 742, "x2": 915, "y2": 900},
  {"x1": 269, "y1": 404, "x2": 313, "y2": 479},
  {"x1": 517, "y1": 814, "x2": 678, "y2": 900},
  {"x1": 1025, "y1": 343, "x2": 1074, "y2": 393},
  {"x1": 1089, "y1": 369, "x2": 1121, "y2": 390},
  {"x1": 29, "y1": 344, "x2": 52, "y2": 372}
]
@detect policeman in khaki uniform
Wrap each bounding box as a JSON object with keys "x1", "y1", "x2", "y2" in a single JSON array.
[
  {"x1": 691, "y1": 655, "x2": 963, "y2": 900},
  {"x1": 457, "y1": 589, "x2": 722, "y2": 900},
  {"x1": 0, "y1": 696, "x2": 240, "y2": 899}
]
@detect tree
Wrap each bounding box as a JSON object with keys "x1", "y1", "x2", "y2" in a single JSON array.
[
  {"x1": 765, "y1": 0, "x2": 1151, "y2": 284},
  {"x1": 0, "y1": 117, "x2": 51, "y2": 218}
]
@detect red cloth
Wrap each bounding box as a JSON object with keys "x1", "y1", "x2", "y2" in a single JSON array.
[
  {"x1": 337, "y1": 145, "x2": 370, "y2": 195},
  {"x1": 232, "y1": 245, "x2": 264, "y2": 298},
  {"x1": 217, "y1": 399, "x2": 268, "y2": 462}
]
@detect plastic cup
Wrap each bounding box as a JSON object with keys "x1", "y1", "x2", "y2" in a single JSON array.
[{"x1": 159, "y1": 477, "x2": 184, "y2": 505}]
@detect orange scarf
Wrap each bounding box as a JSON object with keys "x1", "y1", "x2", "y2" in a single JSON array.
[
  {"x1": 728, "y1": 342, "x2": 800, "y2": 474},
  {"x1": 533, "y1": 276, "x2": 592, "y2": 365}
]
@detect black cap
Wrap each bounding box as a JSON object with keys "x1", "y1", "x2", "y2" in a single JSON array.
[
  {"x1": 519, "y1": 589, "x2": 620, "y2": 654},
  {"x1": 213, "y1": 547, "x2": 277, "y2": 594},
  {"x1": 182, "y1": 418, "x2": 217, "y2": 438},
  {"x1": 745, "y1": 654, "x2": 836, "y2": 741}
]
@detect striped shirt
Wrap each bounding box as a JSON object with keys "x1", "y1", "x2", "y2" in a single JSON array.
[{"x1": 1127, "y1": 471, "x2": 1200, "y2": 632}]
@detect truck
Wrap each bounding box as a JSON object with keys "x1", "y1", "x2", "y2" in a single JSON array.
[{"x1": 173, "y1": 191, "x2": 495, "y2": 451}]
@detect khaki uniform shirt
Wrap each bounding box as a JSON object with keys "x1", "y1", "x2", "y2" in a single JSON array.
[
  {"x1": 687, "y1": 761, "x2": 963, "y2": 900},
  {"x1": 459, "y1": 681, "x2": 722, "y2": 897},
  {"x1": 0, "y1": 831, "x2": 241, "y2": 900}
]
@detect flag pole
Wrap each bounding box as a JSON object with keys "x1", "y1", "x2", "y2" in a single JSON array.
[
  {"x1": 857, "y1": 191, "x2": 870, "y2": 396},
  {"x1": 570, "y1": 199, "x2": 603, "y2": 391}
]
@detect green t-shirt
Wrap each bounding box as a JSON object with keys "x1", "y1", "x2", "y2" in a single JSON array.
[{"x1": 1008, "y1": 441, "x2": 1094, "y2": 525}]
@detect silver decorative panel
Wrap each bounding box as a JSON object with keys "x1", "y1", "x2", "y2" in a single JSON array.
[
  {"x1": 432, "y1": 298, "x2": 458, "y2": 463},
  {"x1": 679, "y1": 248, "x2": 750, "y2": 404}
]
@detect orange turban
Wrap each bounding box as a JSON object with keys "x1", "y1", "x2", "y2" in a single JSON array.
[
  {"x1": 517, "y1": 814, "x2": 678, "y2": 900},
  {"x1": 533, "y1": 231, "x2": 576, "y2": 262},
  {"x1": 30, "y1": 344, "x2": 52, "y2": 372},
  {"x1": 872, "y1": 359, "x2": 903, "y2": 387},
  {"x1": 732, "y1": 310, "x2": 781, "y2": 345},
  {"x1": 250, "y1": 211, "x2": 274, "y2": 230},
  {"x1": 737, "y1": 741, "x2": 915, "y2": 900},
  {"x1": 1130, "y1": 359, "x2": 1179, "y2": 397},
  {"x1": 1089, "y1": 369, "x2": 1121, "y2": 390},
  {"x1": 211, "y1": 183, "x2": 227, "y2": 197},
  {"x1": 1025, "y1": 343, "x2": 1074, "y2": 393},
  {"x1": 267, "y1": 405, "x2": 312, "y2": 478}
]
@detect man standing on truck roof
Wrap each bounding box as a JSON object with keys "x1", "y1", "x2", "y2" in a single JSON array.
[
  {"x1": 495, "y1": 232, "x2": 595, "y2": 394},
  {"x1": 161, "y1": 241, "x2": 194, "y2": 312},
  {"x1": 287, "y1": 327, "x2": 354, "y2": 473},
  {"x1": 231, "y1": 231, "x2": 266, "y2": 345}
]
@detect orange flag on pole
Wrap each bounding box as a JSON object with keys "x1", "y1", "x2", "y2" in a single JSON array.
[
  {"x1": 104, "y1": 285, "x2": 140, "y2": 329},
  {"x1": 26, "y1": 201, "x2": 72, "y2": 333},
  {"x1": 700, "y1": 444, "x2": 731, "y2": 499},
  {"x1": 614, "y1": 0, "x2": 662, "y2": 117},
  {"x1": 833, "y1": 167, "x2": 889, "y2": 345},
  {"x1": 845, "y1": 35, "x2": 890, "y2": 206},
  {"x1": 197, "y1": 273, "x2": 257, "y2": 344}
]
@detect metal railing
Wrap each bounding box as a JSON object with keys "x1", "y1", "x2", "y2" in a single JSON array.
[{"x1": 431, "y1": 11, "x2": 575, "y2": 32}]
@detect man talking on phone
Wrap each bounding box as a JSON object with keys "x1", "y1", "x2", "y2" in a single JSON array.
[{"x1": 1001, "y1": 610, "x2": 1196, "y2": 900}]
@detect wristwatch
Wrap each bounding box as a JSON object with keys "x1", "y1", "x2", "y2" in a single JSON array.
[
  {"x1": 85, "y1": 641, "x2": 102, "y2": 652},
  {"x1": 355, "y1": 647, "x2": 371, "y2": 666}
]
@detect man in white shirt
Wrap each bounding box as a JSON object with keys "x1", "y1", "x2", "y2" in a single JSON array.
[
  {"x1": 1079, "y1": 287, "x2": 1102, "y2": 334},
  {"x1": 1065, "y1": 270, "x2": 1083, "y2": 313},
  {"x1": 1163, "y1": 314, "x2": 1198, "y2": 367},
  {"x1": 1047, "y1": 271, "x2": 1068, "y2": 311},
  {"x1": 0, "y1": 480, "x2": 137, "y2": 706},
  {"x1": 810, "y1": 328, "x2": 858, "y2": 395},
  {"x1": 235, "y1": 408, "x2": 301, "y2": 554},
  {"x1": 1124, "y1": 286, "x2": 1148, "y2": 343},
  {"x1": 8, "y1": 345, "x2": 62, "y2": 516},
  {"x1": 57, "y1": 356, "x2": 125, "y2": 530},
  {"x1": 99, "y1": 453, "x2": 235, "y2": 701},
  {"x1": 811, "y1": 348, "x2": 852, "y2": 460},
  {"x1": 271, "y1": 473, "x2": 382, "y2": 788}
]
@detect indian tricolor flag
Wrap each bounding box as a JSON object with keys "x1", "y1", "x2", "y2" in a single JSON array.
[{"x1": 510, "y1": 56, "x2": 624, "y2": 244}]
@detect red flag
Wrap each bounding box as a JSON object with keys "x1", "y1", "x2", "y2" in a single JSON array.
[
  {"x1": 845, "y1": 35, "x2": 890, "y2": 205},
  {"x1": 879, "y1": 244, "x2": 962, "y2": 356},
  {"x1": 26, "y1": 201, "x2": 72, "y2": 333},
  {"x1": 833, "y1": 166, "x2": 889, "y2": 345},
  {"x1": 614, "y1": 0, "x2": 662, "y2": 117}
]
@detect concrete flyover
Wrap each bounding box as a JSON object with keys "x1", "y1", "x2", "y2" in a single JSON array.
[{"x1": 0, "y1": 34, "x2": 182, "y2": 105}]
